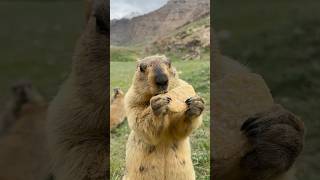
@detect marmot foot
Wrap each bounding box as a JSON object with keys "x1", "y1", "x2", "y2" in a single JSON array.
[
  {"x1": 150, "y1": 94, "x2": 171, "y2": 116},
  {"x1": 185, "y1": 96, "x2": 204, "y2": 120},
  {"x1": 240, "y1": 105, "x2": 304, "y2": 179}
]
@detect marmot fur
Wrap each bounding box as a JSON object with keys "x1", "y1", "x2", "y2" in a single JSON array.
[{"x1": 123, "y1": 55, "x2": 204, "y2": 180}]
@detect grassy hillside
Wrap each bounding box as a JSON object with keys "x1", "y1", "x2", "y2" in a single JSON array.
[
  {"x1": 214, "y1": 0, "x2": 320, "y2": 179},
  {"x1": 149, "y1": 16, "x2": 210, "y2": 61},
  {"x1": 110, "y1": 61, "x2": 210, "y2": 180},
  {"x1": 110, "y1": 46, "x2": 142, "y2": 62}
]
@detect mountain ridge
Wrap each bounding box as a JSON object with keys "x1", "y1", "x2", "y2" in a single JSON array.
[{"x1": 110, "y1": 0, "x2": 210, "y2": 46}]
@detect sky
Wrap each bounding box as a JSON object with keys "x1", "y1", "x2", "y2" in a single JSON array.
[{"x1": 111, "y1": 0, "x2": 168, "y2": 20}]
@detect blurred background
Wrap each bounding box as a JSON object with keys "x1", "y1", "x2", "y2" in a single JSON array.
[
  {"x1": 214, "y1": 0, "x2": 320, "y2": 179},
  {"x1": 0, "y1": 1, "x2": 84, "y2": 179},
  {"x1": 0, "y1": 0, "x2": 84, "y2": 102}
]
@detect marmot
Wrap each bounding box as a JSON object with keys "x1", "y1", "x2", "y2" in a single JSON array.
[
  {"x1": 110, "y1": 88, "x2": 126, "y2": 130},
  {"x1": 0, "y1": 81, "x2": 50, "y2": 180},
  {"x1": 0, "y1": 80, "x2": 44, "y2": 135},
  {"x1": 212, "y1": 36, "x2": 305, "y2": 180},
  {"x1": 47, "y1": 0, "x2": 108, "y2": 179},
  {"x1": 123, "y1": 55, "x2": 204, "y2": 180}
]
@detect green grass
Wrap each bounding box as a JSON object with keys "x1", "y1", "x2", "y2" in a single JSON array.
[
  {"x1": 215, "y1": 0, "x2": 320, "y2": 179},
  {"x1": 110, "y1": 61, "x2": 210, "y2": 180}
]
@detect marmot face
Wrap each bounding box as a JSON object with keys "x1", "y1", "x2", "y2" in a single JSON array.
[
  {"x1": 134, "y1": 55, "x2": 176, "y2": 97},
  {"x1": 11, "y1": 80, "x2": 33, "y2": 105},
  {"x1": 9, "y1": 80, "x2": 44, "y2": 118},
  {"x1": 11, "y1": 81, "x2": 43, "y2": 103},
  {"x1": 111, "y1": 88, "x2": 124, "y2": 103},
  {"x1": 113, "y1": 88, "x2": 124, "y2": 98}
]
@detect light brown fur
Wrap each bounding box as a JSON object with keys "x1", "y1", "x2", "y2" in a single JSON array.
[
  {"x1": 0, "y1": 81, "x2": 50, "y2": 180},
  {"x1": 47, "y1": 0, "x2": 108, "y2": 179},
  {"x1": 123, "y1": 55, "x2": 204, "y2": 180},
  {"x1": 212, "y1": 35, "x2": 304, "y2": 180},
  {"x1": 110, "y1": 88, "x2": 126, "y2": 130}
]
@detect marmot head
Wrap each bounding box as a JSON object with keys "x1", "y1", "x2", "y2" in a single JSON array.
[
  {"x1": 133, "y1": 55, "x2": 176, "y2": 97},
  {"x1": 111, "y1": 88, "x2": 124, "y2": 103},
  {"x1": 11, "y1": 80, "x2": 44, "y2": 107},
  {"x1": 113, "y1": 88, "x2": 124, "y2": 97}
]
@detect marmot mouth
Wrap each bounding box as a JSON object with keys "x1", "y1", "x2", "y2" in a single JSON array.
[{"x1": 154, "y1": 90, "x2": 168, "y2": 96}]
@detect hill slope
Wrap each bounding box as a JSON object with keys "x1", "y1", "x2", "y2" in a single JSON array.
[{"x1": 110, "y1": 0, "x2": 210, "y2": 46}]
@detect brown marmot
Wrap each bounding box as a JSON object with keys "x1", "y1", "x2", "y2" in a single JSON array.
[
  {"x1": 123, "y1": 55, "x2": 204, "y2": 180},
  {"x1": 0, "y1": 81, "x2": 50, "y2": 180},
  {"x1": 110, "y1": 88, "x2": 126, "y2": 130},
  {"x1": 46, "y1": 0, "x2": 108, "y2": 179},
  {"x1": 212, "y1": 37, "x2": 305, "y2": 180}
]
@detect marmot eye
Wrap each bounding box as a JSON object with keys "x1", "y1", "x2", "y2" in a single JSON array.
[{"x1": 139, "y1": 63, "x2": 147, "y2": 72}]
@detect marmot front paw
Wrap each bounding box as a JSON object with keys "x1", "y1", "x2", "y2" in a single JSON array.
[
  {"x1": 185, "y1": 96, "x2": 204, "y2": 119},
  {"x1": 93, "y1": 0, "x2": 107, "y2": 33},
  {"x1": 151, "y1": 95, "x2": 171, "y2": 116},
  {"x1": 240, "y1": 104, "x2": 304, "y2": 179}
]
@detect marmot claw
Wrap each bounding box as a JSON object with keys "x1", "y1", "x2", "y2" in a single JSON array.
[
  {"x1": 240, "y1": 105, "x2": 304, "y2": 178},
  {"x1": 185, "y1": 96, "x2": 204, "y2": 119},
  {"x1": 150, "y1": 95, "x2": 171, "y2": 116}
]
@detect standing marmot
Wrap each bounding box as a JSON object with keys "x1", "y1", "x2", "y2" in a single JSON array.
[
  {"x1": 110, "y1": 88, "x2": 126, "y2": 130},
  {"x1": 47, "y1": 0, "x2": 108, "y2": 179},
  {"x1": 123, "y1": 55, "x2": 204, "y2": 180}
]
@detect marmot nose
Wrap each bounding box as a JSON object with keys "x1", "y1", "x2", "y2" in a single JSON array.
[{"x1": 155, "y1": 74, "x2": 168, "y2": 88}]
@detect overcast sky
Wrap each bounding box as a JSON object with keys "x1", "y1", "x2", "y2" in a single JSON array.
[{"x1": 111, "y1": 0, "x2": 168, "y2": 19}]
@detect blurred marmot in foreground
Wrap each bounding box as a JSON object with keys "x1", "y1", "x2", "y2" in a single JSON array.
[
  {"x1": 47, "y1": 0, "x2": 108, "y2": 179},
  {"x1": 110, "y1": 88, "x2": 126, "y2": 130},
  {"x1": 212, "y1": 34, "x2": 305, "y2": 180},
  {"x1": 0, "y1": 81, "x2": 50, "y2": 180},
  {"x1": 124, "y1": 55, "x2": 204, "y2": 180}
]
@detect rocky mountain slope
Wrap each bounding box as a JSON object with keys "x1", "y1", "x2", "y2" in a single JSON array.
[
  {"x1": 110, "y1": 0, "x2": 210, "y2": 45},
  {"x1": 147, "y1": 16, "x2": 210, "y2": 60}
]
